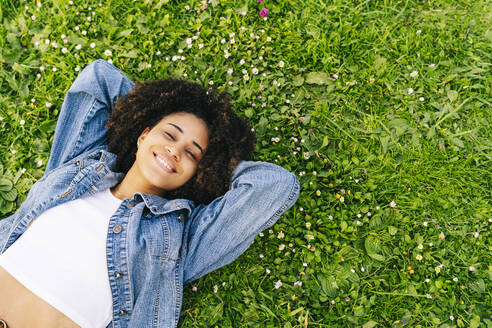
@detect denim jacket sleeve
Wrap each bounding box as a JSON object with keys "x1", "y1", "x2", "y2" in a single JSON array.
[
  {"x1": 44, "y1": 59, "x2": 134, "y2": 175},
  {"x1": 182, "y1": 160, "x2": 300, "y2": 284}
]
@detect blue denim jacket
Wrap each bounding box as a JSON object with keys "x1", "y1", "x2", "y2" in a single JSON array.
[{"x1": 0, "y1": 60, "x2": 300, "y2": 328}]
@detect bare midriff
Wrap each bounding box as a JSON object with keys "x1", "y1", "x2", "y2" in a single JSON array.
[{"x1": 0, "y1": 265, "x2": 80, "y2": 328}]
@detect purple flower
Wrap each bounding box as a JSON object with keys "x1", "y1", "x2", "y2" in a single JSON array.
[{"x1": 259, "y1": 8, "x2": 269, "y2": 17}]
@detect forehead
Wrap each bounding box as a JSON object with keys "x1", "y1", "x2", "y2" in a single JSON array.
[{"x1": 155, "y1": 112, "x2": 209, "y2": 144}]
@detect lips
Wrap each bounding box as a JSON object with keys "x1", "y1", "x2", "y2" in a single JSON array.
[{"x1": 153, "y1": 152, "x2": 177, "y2": 173}]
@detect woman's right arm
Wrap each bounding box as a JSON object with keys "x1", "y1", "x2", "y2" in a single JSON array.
[{"x1": 44, "y1": 59, "x2": 134, "y2": 175}]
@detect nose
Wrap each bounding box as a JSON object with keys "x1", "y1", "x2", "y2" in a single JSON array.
[{"x1": 166, "y1": 146, "x2": 180, "y2": 162}]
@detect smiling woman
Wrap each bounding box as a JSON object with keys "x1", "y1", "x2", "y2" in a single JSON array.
[
  {"x1": 0, "y1": 59, "x2": 300, "y2": 328},
  {"x1": 105, "y1": 76, "x2": 257, "y2": 205}
]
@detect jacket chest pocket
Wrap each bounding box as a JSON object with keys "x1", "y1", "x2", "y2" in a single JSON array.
[{"x1": 144, "y1": 213, "x2": 184, "y2": 261}]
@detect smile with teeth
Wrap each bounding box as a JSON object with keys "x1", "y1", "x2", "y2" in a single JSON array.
[{"x1": 154, "y1": 153, "x2": 176, "y2": 173}]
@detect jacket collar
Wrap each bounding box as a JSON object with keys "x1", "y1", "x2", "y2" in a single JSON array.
[{"x1": 88, "y1": 148, "x2": 194, "y2": 217}]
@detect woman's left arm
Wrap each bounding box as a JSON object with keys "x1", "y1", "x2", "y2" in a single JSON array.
[{"x1": 183, "y1": 160, "x2": 300, "y2": 284}]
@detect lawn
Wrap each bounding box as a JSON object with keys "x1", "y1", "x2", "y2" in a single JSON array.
[{"x1": 0, "y1": 0, "x2": 491, "y2": 327}]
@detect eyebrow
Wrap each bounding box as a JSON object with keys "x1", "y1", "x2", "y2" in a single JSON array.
[{"x1": 167, "y1": 123, "x2": 204, "y2": 154}]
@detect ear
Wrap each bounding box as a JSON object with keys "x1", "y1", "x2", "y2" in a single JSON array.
[{"x1": 137, "y1": 127, "x2": 151, "y2": 146}]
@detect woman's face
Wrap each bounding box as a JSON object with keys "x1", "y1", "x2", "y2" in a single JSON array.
[{"x1": 133, "y1": 112, "x2": 210, "y2": 194}]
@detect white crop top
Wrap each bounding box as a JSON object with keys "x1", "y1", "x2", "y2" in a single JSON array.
[{"x1": 0, "y1": 188, "x2": 122, "y2": 328}]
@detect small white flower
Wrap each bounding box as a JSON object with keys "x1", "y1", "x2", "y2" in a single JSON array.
[
  {"x1": 429, "y1": 63, "x2": 436, "y2": 68},
  {"x1": 198, "y1": 43, "x2": 203, "y2": 49},
  {"x1": 90, "y1": 42, "x2": 96, "y2": 48},
  {"x1": 367, "y1": 212, "x2": 371, "y2": 217},
  {"x1": 450, "y1": 316, "x2": 454, "y2": 321},
  {"x1": 45, "y1": 102, "x2": 52, "y2": 108},
  {"x1": 82, "y1": 30, "x2": 87, "y2": 35},
  {"x1": 408, "y1": 88, "x2": 414, "y2": 95},
  {"x1": 178, "y1": 49, "x2": 183, "y2": 53},
  {"x1": 425, "y1": 278, "x2": 430, "y2": 283},
  {"x1": 239, "y1": 59, "x2": 245, "y2": 65},
  {"x1": 209, "y1": 80, "x2": 213, "y2": 85},
  {"x1": 227, "y1": 68, "x2": 233, "y2": 74},
  {"x1": 332, "y1": 74, "x2": 338, "y2": 79},
  {"x1": 184, "y1": 5, "x2": 190, "y2": 10},
  {"x1": 31, "y1": 15, "x2": 36, "y2": 20},
  {"x1": 104, "y1": 49, "x2": 112, "y2": 56},
  {"x1": 39, "y1": 65, "x2": 45, "y2": 71},
  {"x1": 418, "y1": 244, "x2": 423, "y2": 250},
  {"x1": 423, "y1": 221, "x2": 428, "y2": 226},
  {"x1": 275, "y1": 280, "x2": 282, "y2": 289},
  {"x1": 390, "y1": 200, "x2": 397, "y2": 208},
  {"x1": 34, "y1": 41, "x2": 40, "y2": 46},
  {"x1": 279, "y1": 60, "x2": 284, "y2": 68},
  {"x1": 419, "y1": 97, "x2": 425, "y2": 101},
  {"x1": 75, "y1": 44, "x2": 82, "y2": 50},
  {"x1": 37, "y1": 159, "x2": 43, "y2": 166},
  {"x1": 61, "y1": 47, "x2": 68, "y2": 54},
  {"x1": 410, "y1": 71, "x2": 418, "y2": 78},
  {"x1": 376, "y1": 206, "x2": 380, "y2": 210},
  {"x1": 469, "y1": 266, "x2": 475, "y2": 271},
  {"x1": 416, "y1": 30, "x2": 422, "y2": 34},
  {"x1": 45, "y1": 39, "x2": 50, "y2": 44},
  {"x1": 252, "y1": 68, "x2": 259, "y2": 75},
  {"x1": 11, "y1": 150, "x2": 17, "y2": 154},
  {"x1": 36, "y1": 73, "x2": 41, "y2": 78},
  {"x1": 156, "y1": 50, "x2": 161, "y2": 55},
  {"x1": 258, "y1": 232, "x2": 264, "y2": 237},
  {"x1": 75, "y1": 66, "x2": 80, "y2": 72},
  {"x1": 259, "y1": 254, "x2": 264, "y2": 258},
  {"x1": 265, "y1": 268, "x2": 271, "y2": 274},
  {"x1": 356, "y1": 221, "x2": 361, "y2": 226},
  {"x1": 278, "y1": 244, "x2": 285, "y2": 251},
  {"x1": 19, "y1": 120, "x2": 25, "y2": 125},
  {"x1": 453, "y1": 277, "x2": 458, "y2": 282},
  {"x1": 186, "y1": 38, "x2": 192, "y2": 45},
  {"x1": 357, "y1": 213, "x2": 362, "y2": 218},
  {"x1": 361, "y1": 267, "x2": 365, "y2": 272},
  {"x1": 21, "y1": 168, "x2": 26, "y2": 174},
  {"x1": 473, "y1": 232, "x2": 479, "y2": 238},
  {"x1": 213, "y1": 285, "x2": 218, "y2": 293}
]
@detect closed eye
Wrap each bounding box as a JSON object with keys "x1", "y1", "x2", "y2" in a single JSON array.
[
  {"x1": 165, "y1": 131, "x2": 197, "y2": 161},
  {"x1": 187, "y1": 151, "x2": 197, "y2": 160}
]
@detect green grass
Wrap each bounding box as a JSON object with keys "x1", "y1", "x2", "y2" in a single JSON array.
[{"x1": 1, "y1": 0, "x2": 491, "y2": 327}]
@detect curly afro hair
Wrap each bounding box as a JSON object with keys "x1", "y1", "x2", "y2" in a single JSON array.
[{"x1": 105, "y1": 79, "x2": 256, "y2": 205}]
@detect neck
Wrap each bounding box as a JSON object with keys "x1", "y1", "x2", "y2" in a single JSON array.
[{"x1": 110, "y1": 165, "x2": 162, "y2": 200}]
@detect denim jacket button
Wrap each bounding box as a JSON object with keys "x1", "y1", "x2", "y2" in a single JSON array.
[
  {"x1": 178, "y1": 214, "x2": 185, "y2": 221},
  {"x1": 113, "y1": 225, "x2": 122, "y2": 234},
  {"x1": 118, "y1": 309, "x2": 127, "y2": 316},
  {"x1": 115, "y1": 272, "x2": 123, "y2": 279}
]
